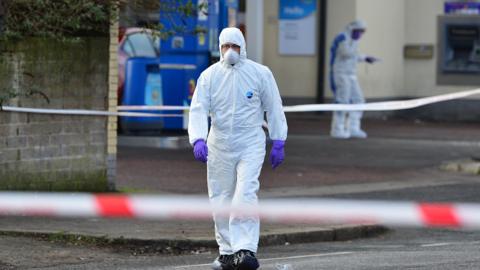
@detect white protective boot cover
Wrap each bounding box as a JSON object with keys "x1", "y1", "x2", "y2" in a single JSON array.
[
  {"x1": 331, "y1": 111, "x2": 350, "y2": 139},
  {"x1": 348, "y1": 111, "x2": 367, "y2": 138}
]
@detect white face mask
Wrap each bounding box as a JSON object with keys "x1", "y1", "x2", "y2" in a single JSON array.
[{"x1": 223, "y1": 49, "x2": 240, "y2": 65}]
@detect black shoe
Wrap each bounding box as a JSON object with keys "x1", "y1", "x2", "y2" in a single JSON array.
[
  {"x1": 234, "y1": 250, "x2": 259, "y2": 270},
  {"x1": 212, "y1": 254, "x2": 235, "y2": 270}
]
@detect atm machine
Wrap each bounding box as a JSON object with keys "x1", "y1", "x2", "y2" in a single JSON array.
[{"x1": 437, "y1": 2, "x2": 480, "y2": 85}]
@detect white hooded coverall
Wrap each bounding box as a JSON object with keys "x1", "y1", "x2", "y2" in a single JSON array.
[
  {"x1": 188, "y1": 28, "x2": 288, "y2": 254},
  {"x1": 330, "y1": 20, "x2": 368, "y2": 138}
]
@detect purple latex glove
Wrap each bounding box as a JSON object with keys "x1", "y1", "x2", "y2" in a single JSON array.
[
  {"x1": 269, "y1": 140, "x2": 285, "y2": 169},
  {"x1": 193, "y1": 139, "x2": 208, "y2": 163},
  {"x1": 365, "y1": 56, "x2": 377, "y2": 64}
]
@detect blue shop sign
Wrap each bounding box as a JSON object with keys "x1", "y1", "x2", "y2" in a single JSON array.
[{"x1": 279, "y1": 0, "x2": 316, "y2": 20}]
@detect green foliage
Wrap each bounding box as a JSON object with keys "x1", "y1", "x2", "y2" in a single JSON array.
[
  {"x1": 0, "y1": 1, "x2": 204, "y2": 106},
  {"x1": 1, "y1": 0, "x2": 206, "y2": 40},
  {"x1": 123, "y1": 0, "x2": 208, "y2": 40},
  {"x1": 3, "y1": 0, "x2": 112, "y2": 39}
]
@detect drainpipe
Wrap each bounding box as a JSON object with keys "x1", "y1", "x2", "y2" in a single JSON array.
[{"x1": 316, "y1": 0, "x2": 327, "y2": 104}]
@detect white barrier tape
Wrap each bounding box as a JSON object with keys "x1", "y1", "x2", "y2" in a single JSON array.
[
  {"x1": 116, "y1": 88, "x2": 480, "y2": 112},
  {"x1": 1, "y1": 106, "x2": 183, "y2": 117},
  {"x1": 3, "y1": 89, "x2": 480, "y2": 116},
  {"x1": 0, "y1": 192, "x2": 478, "y2": 229},
  {"x1": 283, "y1": 88, "x2": 480, "y2": 112},
  {"x1": 118, "y1": 105, "x2": 188, "y2": 111}
]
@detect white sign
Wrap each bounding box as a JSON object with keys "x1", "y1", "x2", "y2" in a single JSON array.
[{"x1": 278, "y1": 0, "x2": 317, "y2": 55}]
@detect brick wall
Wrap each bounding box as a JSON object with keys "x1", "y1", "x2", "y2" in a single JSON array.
[{"x1": 0, "y1": 37, "x2": 112, "y2": 191}]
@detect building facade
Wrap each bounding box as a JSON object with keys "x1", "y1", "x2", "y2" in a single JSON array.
[{"x1": 244, "y1": 0, "x2": 480, "y2": 120}]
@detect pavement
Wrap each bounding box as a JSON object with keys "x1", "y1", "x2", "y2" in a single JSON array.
[
  {"x1": 0, "y1": 217, "x2": 385, "y2": 255},
  {"x1": 1, "y1": 114, "x2": 479, "y2": 254}
]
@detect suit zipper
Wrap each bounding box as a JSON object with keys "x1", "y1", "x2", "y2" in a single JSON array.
[{"x1": 230, "y1": 69, "x2": 237, "y2": 138}]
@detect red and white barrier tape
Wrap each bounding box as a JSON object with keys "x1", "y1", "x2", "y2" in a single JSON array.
[
  {"x1": 2, "y1": 89, "x2": 480, "y2": 116},
  {"x1": 1, "y1": 192, "x2": 479, "y2": 229}
]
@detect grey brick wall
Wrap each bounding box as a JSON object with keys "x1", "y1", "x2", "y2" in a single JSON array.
[{"x1": 0, "y1": 38, "x2": 111, "y2": 191}]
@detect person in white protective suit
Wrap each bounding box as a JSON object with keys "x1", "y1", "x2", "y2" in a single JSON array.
[
  {"x1": 329, "y1": 20, "x2": 378, "y2": 139},
  {"x1": 188, "y1": 27, "x2": 288, "y2": 270}
]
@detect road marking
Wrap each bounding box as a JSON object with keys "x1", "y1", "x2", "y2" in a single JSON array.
[
  {"x1": 421, "y1": 242, "x2": 452, "y2": 247},
  {"x1": 260, "y1": 251, "x2": 354, "y2": 262},
  {"x1": 173, "y1": 251, "x2": 353, "y2": 269},
  {"x1": 358, "y1": 245, "x2": 406, "y2": 249},
  {"x1": 173, "y1": 263, "x2": 211, "y2": 269}
]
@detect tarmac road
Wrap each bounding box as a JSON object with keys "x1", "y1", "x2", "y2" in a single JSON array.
[
  {"x1": 0, "y1": 116, "x2": 479, "y2": 269},
  {"x1": 116, "y1": 116, "x2": 480, "y2": 194},
  {"x1": 1, "y1": 180, "x2": 479, "y2": 269}
]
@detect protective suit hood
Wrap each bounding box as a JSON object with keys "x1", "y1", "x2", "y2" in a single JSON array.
[
  {"x1": 346, "y1": 20, "x2": 367, "y2": 34},
  {"x1": 219, "y1": 27, "x2": 247, "y2": 62}
]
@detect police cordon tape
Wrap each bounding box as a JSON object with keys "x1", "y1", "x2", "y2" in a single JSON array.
[
  {"x1": 0, "y1": 106, "x2": 183, "y2": 117},
  {"x1": 283, "y1": 88, "x2": 480, "y2": 112},
  {"x1": 118, "y1": 88, "x2": 480, "y2": 113},
  {"x1": 1, "y1": 192, "x2": 480, "y2": 229},
  {"x1": 1, "y1": 88, "x2": 480, "y2": 116}
]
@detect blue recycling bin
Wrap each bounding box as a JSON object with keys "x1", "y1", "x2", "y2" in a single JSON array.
[
  {"x1": 157, "y1": 0, "x2": 222, "y2": 130},
  {"x1": 120, "y1": 0, "x2": 238, "y2": 132},
  {"x1": 120, "y1": 57, "x2": 164, "y2": 132},
  {"x1": 158, "y1": 0, "x2": 238, "y2": 130}
]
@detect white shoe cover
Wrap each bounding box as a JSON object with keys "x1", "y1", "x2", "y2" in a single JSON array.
[
  {"x1": 350, "y1": 129, "x2": 367, "y2": 139},
  {"x1": 330, "y1": 130, "x2": 351, "y2": 139}
]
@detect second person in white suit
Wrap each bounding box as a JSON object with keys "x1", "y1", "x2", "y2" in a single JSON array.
[{"x1": 329, "y1": 20, "x2": 378, "y2": 139}]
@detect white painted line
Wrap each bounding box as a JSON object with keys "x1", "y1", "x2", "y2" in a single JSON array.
[
  {"x1": 260, "y1": 251, "x2": 354, "y2": 262},
  {"x1": 172, "y1": 251, "x2": 353, "y2": 269},
  {"x1": 358, "y1": 245, "x2": 406, "y2": 249},
  {"x1": 173, "y1": 262, "x2": 211, "y2": 269},
  {"x1": 420, "y1": 242, "x2": 452, "y2": 247}
]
